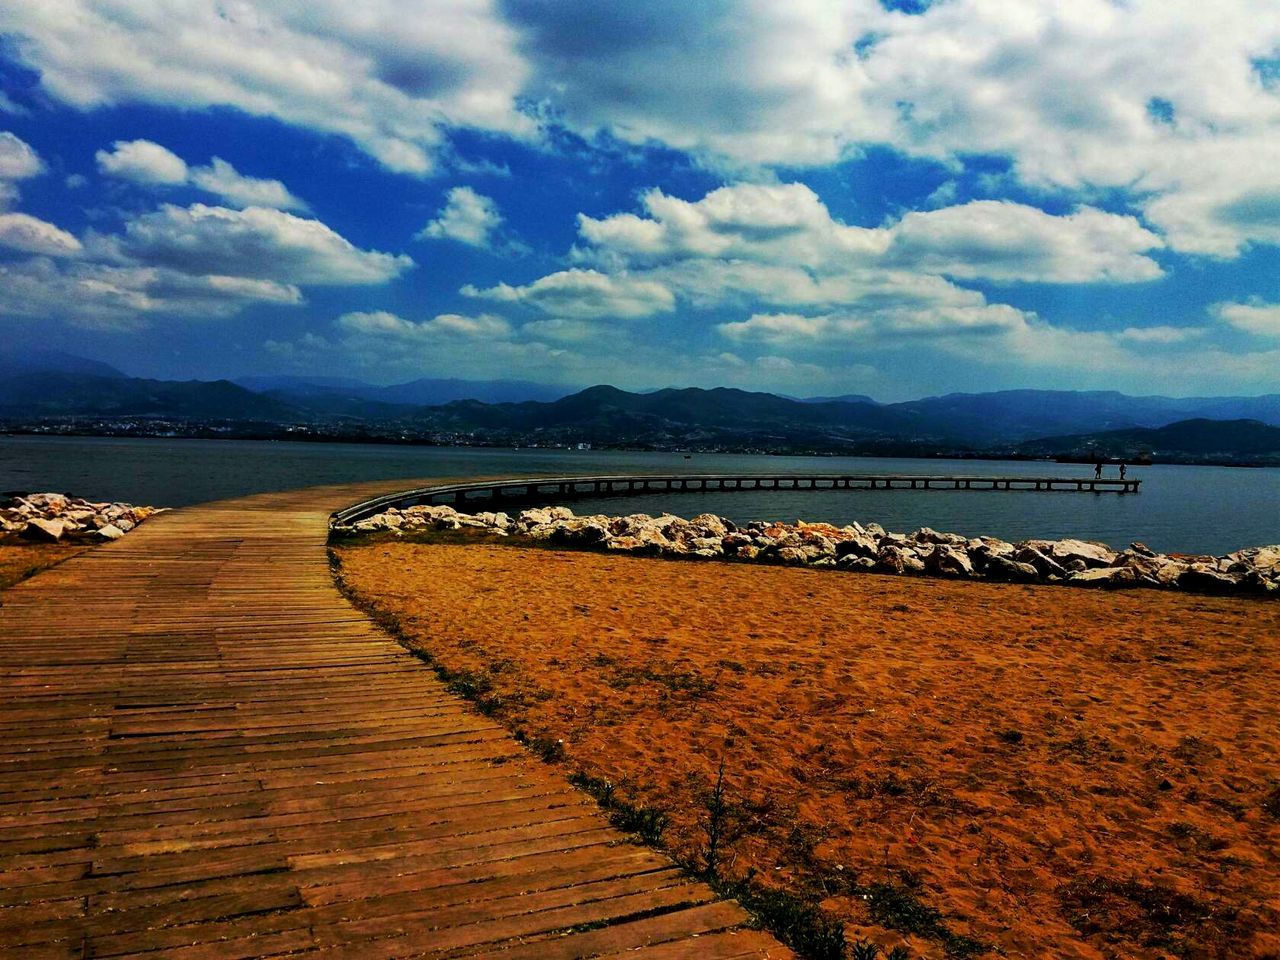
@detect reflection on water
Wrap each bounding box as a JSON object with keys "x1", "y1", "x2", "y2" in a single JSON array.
[{"x1": 1, "y1": 435, "x2": 1276, "y2": 555}]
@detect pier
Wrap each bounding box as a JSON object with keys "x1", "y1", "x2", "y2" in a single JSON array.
[{"x1": 332, "y1": 472, "x2": 1141, "y2": 526}]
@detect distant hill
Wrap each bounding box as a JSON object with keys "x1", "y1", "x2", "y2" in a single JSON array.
[
  {"x1": 234, "y1": 375, "x2": 573, "y2": 406},
  {"x1": 884, "y1": 389, "x2": 1280, "y2": 443},
  {"x1": 414, "y1": 384, "x2": 943, "y2": 449},
  {"x1": 1017, "y1": 418, "x2": 1280, "y2": 464},
  {"x1": 0, "y1": 372, "x2": 299, "y2": 420},
  {"x1": 4, "y1": 363, "x2": 1280, "y2": 462},
  {"x1": 802, "y1": 393, "x2": 879, "y2": 405},
  {"x1": 0, "y1": 349, "x2": 126, "y2": 380}
]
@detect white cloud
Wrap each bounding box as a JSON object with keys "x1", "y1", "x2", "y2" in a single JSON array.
[
  {"x1": 337, "y1": 310, "x2": 512, "y2": 339},
  {"x1": 96, "y1": 140, "x2": 308, "y2": 210},
  {"x1": 1115, "y1": 325, "x2": 1206, "y2": 344},
  {"x1": 885, "y1": 201, "x2": 1164, "y2": 284},
  {"x1": 0, "y1": 256, "x2": 300, "y2": 331},
  {"x1": 96, "y1": 139, "x2": 189, "y2": 185},
  {"x1": 520, "y1": 317, "x2": 599, "y2": 343},
  {"x1": 417, "y1": 186, "x2": 502, "y2": 247},
  {"x1": 189, "y1": 158, "x2": 308, "y2": 212},
  {"x1": 578, "y1": 184, "x2": 1161, "y2": 287},
  {"x1": 3, "y1": 1, "x2": 534, "y2": 175},
  {"x1": 0, "y1": 212, "x2": 83, "y2": 257},
  {"x1": 1213, "y1": 300, "x2": 1280, "y2": 338},
  {"x1": 0, "y1": 131, "x2": 44, "y2": 180},
  {"x1": 117, "y1": 203, "x2": 413, "y2": 285},
  {"x1": 465, "y1": 268, "x2": 676, "y2": 319}
]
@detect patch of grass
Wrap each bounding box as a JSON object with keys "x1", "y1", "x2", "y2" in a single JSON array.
[
  {"x1": 717, "y1": 878, "x2": 847, "y2": 960},
  {"x1": 606, "y1": 664, "x2": 716, "y2": 697},
  {"x1": 1059, "y1": 874, "x2": 1240, "y2": 953},
  {"x1": 861, "y1": 880, "x2": 985, "y2": 959},
  {"x1": 567, "y1": 769, "x2": 668, "y2": 845},
  {"x1": 513, "y1": 730, "x2": 566, "y2": 764},
  {"x1": 852, "y1": 942, "x2": 911, "y2": 960}
]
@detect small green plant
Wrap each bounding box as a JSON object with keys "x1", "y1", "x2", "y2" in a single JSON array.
[
  {"x1": 862, "y1": 881, "x2": 985, "y2": 958},
  {"x1": 723, "y1": 880, "x2": 846, "y2": 960},
  {"x1": 701, "y1": 757, "x2": 730, "y2": 878}
]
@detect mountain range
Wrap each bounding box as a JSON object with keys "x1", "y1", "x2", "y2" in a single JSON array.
[{"x1": 2, "y1": 350, "x2": 1278, "y2": 461}]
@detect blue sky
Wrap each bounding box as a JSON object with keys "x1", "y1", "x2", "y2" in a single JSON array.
[{"x1": 1, "y1": 2, "x2": 1279, "y2": 401}]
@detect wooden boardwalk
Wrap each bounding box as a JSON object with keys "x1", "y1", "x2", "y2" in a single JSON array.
[{"x1": 0, "y1": 481, "x2": 788, "y2": 959}]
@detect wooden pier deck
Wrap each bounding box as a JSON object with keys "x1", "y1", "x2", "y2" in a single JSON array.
[
  {"x1": 0, "y1": 480, "x2": 789, "y2": 959},
  {"x1": 334, "y1": 472, "x2": 1142, "y2": 525}
]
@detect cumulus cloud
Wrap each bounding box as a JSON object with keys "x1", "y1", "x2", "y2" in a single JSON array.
[
  {"x1": 1213, "y1": 300, "x2": 1280, "y2": 337},
  {"x1": 0, "y1": 212, "x2": 83, "y2": 257},
  {"x1": 337, "y1": 310, "x2": 512, "y2": 339},
  {"x1": 189, "y1": 158, "x2": 308, "y2": 211},
  {"x1": 3, "y1": 2, "x2": 534, "y2": 175},
  {"x1": 117, "y1": 203, "x2": 412, "y2": 285},
  {"x1": 0, "y1": 256, "x2": 300, "y2": 331},
  {"x1": 96, "y1": 140, "x2": 307, "y2": 210},
  {"x1": 0, "y1": 131, "x2": 44, "y2": 180},
  {"x1": 96, "y1": 139, "x2": 189, "y2": 185},
  {"x1": 577, "y1": 184, "x2": 1161, "y2": 287},
  {"x1": 465, "y1": 268, "x2": 676, "y2": 319},
  {"x1": 8, "y1": 3, "x2": 1280, "y2": 253},
  {"x1": 417, "y1": 186, "x2": 502, "y2": 247},
  {"x1": 476, "y1": 182, "x2": 1156, "y2": 348},
  {"x1": 884, "y1": 202, "x2": 1164, "y2": 283}
]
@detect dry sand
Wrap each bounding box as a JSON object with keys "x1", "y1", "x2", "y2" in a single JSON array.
[{"x1": 335, "y1": 537, "x2": 1280, "y2": 959}]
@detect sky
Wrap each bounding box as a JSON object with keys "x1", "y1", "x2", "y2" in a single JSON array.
[{"x1": 1, "y1": 1, "x2": 1280, "y2": 401}]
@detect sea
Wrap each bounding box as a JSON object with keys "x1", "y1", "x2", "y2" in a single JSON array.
[{"x1": 1, "y1": 435, "x2": 1276, "y2": 556}]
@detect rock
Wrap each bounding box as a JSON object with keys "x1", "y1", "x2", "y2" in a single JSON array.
[
  {"x1": 1049, "y1": 539, "x2": 1117, "y2": 568},
  {"x1": 1178, "y1": 566, "x2": 1240, "y2": 594},
  {"x1": 690, "y1": 513, "x2": 730, "y2": 538},
  {"x1": 983, "y1": 556, "x2": 1041, "y2": 583},
  {"x1": 837, "y1": 555, "x2": 877, "y2": 570},
  {"x1": 22, "y1": 518, "x2": 67, "y2": 542},
  {"x1": 775, "y1": 546, "x2": 812, "y2": 565},
  {"x1": 877, "y1": 545, "x2": 926, "y2": 575},
  {"x1": 929, "y1": 544, "x2": 975, "y2": 578},
  {"x1": 1129, "y1": 541, "x2": 1157, "y2": 557},
  {"x1": 834, "y1": 534, "x2": 878, "y2": 560},
  {"x1": 1067, "y1": 567, "x2": 1137, "y2": 588},
  {"x1": 735, "y1": 544, "x2": 761, "y2": 560},
  {"x1": 1015, "y1": 546, "x2": 1067, "y2": 579},
  {"x1": 96, "y1": 523, "x2": 126, "y2": 541}
]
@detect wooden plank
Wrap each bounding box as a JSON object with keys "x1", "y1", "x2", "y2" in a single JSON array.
[{"x1": 0, "y1": 478, "x2": 781, "y2": 959}]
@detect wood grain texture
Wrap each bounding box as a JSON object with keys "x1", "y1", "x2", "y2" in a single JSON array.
[{"x1": 0, "y1": 480, "x2": 790, "y2": 959}]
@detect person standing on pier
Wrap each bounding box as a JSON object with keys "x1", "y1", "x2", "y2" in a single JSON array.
[
  {"x1": 1119, "y1": 463, "x2": 1127, "y2": 480},
  {"x1": 1094, "y1": 460, "x2": 1103, "y2": 480}
]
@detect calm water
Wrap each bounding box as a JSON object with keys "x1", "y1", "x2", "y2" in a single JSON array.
[{"x1": 1, "y1": 435, "x2": 1276, "y2": 555}]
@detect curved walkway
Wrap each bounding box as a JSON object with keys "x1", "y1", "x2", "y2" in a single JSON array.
[{"x1": 0, "y1": 480, "x2": 788, "y2": 960}]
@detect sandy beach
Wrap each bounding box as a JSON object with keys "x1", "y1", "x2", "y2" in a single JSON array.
[{"x1": 335, "y1": 535, "x2": 1280, "y2": 959}]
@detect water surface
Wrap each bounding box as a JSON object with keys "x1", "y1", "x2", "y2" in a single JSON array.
[{"x1": 2, "y1": 435, "x2": 1275, "y2": 555}]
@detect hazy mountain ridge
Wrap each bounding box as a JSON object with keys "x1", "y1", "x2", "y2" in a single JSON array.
[
  {"x1": 3, "y1": 352, "x2": 1279, "y2": 460},
  {"x1": 1017, "y1": 418, "x2": 1280, "y2": 463}
]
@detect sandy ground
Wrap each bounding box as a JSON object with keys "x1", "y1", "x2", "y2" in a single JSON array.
[
  {"x1": 0, "y1": 542, "x2": 89, "y2": 590},
  {"x1": 334, "y1": 536, "x2": 1280, "y2": 959}
]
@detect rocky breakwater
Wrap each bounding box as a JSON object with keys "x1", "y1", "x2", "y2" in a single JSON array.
[
  {"x1": 0, "y1": 492, "x2": 167, "y2": 543},
  {"x1": 338, "y1": 504, "x2": 1280, "y2": 597}
]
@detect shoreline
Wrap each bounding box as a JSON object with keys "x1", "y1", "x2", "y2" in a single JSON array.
[{"x1": 335, "y1": 503, "x2": 1280, "y2": 598}]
